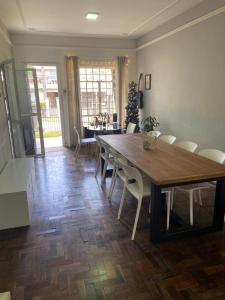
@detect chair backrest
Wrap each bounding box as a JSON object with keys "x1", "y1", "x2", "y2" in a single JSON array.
[
  {"x1": 198, "y1": 149, "x2": 225, "y2": 164},
  {"x1": 126, "y1": 122, "x2": 136, "y2": 134},
  {"x1": 118, "y1": 160, "x2": 144, "y2": 197},
  {"x1": 74, "y1": 126, "x2": 81, "y2": 146},
  {"x1": 175, "y1": 141, "x2": 198, "y2": 153},
  {"x1": 147, "y1": 130, "x2": 161, "y2": 137},
  {"x1": 159, "y1": 135, "x2": 176, "y2": 144}
]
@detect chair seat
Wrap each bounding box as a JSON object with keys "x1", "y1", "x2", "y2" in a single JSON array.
[
  {"x1": 176, "y1": 182, "x2": 213, "y2": 192},
  {"x1": 127, "y1": 177, "x2": 151, "y2": 199},
  {"x1": 81, "y1": 137, "x2": 96, "y2": 144}
]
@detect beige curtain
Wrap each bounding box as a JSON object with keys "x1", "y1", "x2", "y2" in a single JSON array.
[
  {"x1": 66, "y1": 56, "x2": 82, "y2": 146},
  {"x1": 117, "y1": 56, "x2": 128, "y2": 127}
]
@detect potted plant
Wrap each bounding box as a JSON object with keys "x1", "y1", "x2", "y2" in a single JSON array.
[{"x1": 141, "y1": 116, "x2": 160, "y2": 132}]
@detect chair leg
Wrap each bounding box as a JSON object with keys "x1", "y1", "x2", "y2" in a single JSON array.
[
  {"x1": 166, "y1": 192, "x2": 171, "y2": 231},
  {"x1": 198, "y1": 189, "x2": 203, "y2": 206},
  {"x1": 190, "y1": 191, "x2": 194, "y2": 226},
  {"x1": 95, "y1": 144, "x2": 99, "y2": 158},
  {"x1": 118, "y1": 184, "x2": 126, "y2": 220},
  {"x1": 108, "y1": 167, "x2": 117, "y2": 202},
  {"x1": 99, "y1": 155, "x2": 102, "y2": 177},
  {"x1": 95, "y1": 154, "x2": 100, "y2": 177},
  {"x1": 75, "y1": 144, "x2": 80, "y2": 160},
  {"x1": 101, "y1": 158, "x2": 108, "y2": 186},
  {"x1": 170, "y1": 188, "x2": 174, "y2": 209},
  {"x1": 74, "y1": 144, "x2": 78, "y2": 157},
  {"x1": 148, "y1": 198, "x2": 151, "y2": 214},
  {"x1": 131, "y1": 198, "x2": 142, "y2": 240}
]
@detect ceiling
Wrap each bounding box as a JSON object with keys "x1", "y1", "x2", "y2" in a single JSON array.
[{"x1": 0, "y1": 0, "x2": 204, "y2": 38}]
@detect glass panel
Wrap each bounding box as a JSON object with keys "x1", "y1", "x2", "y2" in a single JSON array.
[
  {"x1": 79, "y1": 66, "x2": 116, "y2": 128},
  {"x1": 20, "y1": 115, "x2": 43, "y2": 155}
]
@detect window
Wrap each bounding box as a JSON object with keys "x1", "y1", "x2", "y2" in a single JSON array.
[{"x1": 79, "y1": 66, "x2": 116, "y2": 127}]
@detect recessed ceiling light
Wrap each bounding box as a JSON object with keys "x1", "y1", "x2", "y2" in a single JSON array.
[{"x1": 86, "y1": 12, "x2": 99, "y2": 20}]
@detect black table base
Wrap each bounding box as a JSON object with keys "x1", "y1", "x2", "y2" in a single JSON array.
[{"x1": 150, "y1": 178, "x2": 225, "y2": 243}]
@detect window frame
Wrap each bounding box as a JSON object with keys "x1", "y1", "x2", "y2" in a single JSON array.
[{"x1": 79, "y1": 66, "x2": 116, "y2": 127}]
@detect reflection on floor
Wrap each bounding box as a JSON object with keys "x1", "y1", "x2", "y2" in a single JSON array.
[{"x1": 0, "y1": 148, "x2": 225, "y2": 300}]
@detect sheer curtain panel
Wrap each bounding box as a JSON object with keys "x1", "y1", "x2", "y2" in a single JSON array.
[
  {"x1": 66, "y1": 56, "x2": 82, "y2": 146},
  {"x1": 117, "y1": 56, "x2": 128, "y2": 127}
]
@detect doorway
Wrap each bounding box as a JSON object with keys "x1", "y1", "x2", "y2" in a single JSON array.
[{"x1": 27, "y1": 65, "x2": 63, "y2": 150}]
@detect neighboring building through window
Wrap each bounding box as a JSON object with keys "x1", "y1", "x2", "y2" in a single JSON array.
[{"x1": 79, "y1": 64, "x2": 116, "y2": 127}]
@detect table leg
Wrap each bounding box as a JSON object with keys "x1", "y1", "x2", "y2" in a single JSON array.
[
  {"x1": 213, "y1": 178, "x2": 225, "y2": 230},
  {"x1": 150, "y1": 183, "x2": 162, "y2": 243},
  {"x1": 150, "y1": 178, "x2": 225, "y2": 243},
  {"x1": 101, "y1": 156, "x2": 104, "y2": 175}
]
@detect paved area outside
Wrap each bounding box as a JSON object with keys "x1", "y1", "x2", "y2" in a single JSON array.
[{"x1": 36, "y1": 136, "x2": 63, "y2": 150}]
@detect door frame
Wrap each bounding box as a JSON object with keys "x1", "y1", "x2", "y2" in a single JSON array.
[
  {"x1": 25, "y1": 62, "x2": 65, "y2": 147},
  {"x1": 0, "y1": 59, "x2": 23, "y2": 158}
]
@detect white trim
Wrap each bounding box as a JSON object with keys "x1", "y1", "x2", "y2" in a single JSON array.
[
  {"x1": 136, "y1": 5, "x2": 225, "y2": 51},
  {"x1": 0, "y1": 25, "x2": 12, "y2": 46},
  {"x1": 12, "y1": 43, "x2": 136, "y2": 51},
  {"x1": 128, "y1": 0, "x2": 179, "y2": 36},
  {"x1": 16, "y1": 0, "x2": 27, "y2": 29}
]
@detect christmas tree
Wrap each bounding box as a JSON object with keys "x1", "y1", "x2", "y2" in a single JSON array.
[{"x1": 125, "y1": 81, "x2": 139, "y2": 131}]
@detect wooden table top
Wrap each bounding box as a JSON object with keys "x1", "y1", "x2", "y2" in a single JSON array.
[{"x1": 99, "y1": 134, "x2": 225, "y2": 186}]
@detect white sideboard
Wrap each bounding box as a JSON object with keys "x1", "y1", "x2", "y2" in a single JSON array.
[{"x1": 0, "y1": 158, "x2": 35, "y2": 230}]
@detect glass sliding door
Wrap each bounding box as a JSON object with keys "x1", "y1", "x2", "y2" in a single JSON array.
[{"x1": 16, "y1": 68, "x2": 45, "y2": 156}]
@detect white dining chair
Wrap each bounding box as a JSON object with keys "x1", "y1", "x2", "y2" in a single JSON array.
[
  {"x1": 95, "y1": 138, "x2": 114, "y2": 186},
  {"x1": 108, "y1": 153, "x2": 129, "y2": 203},
  {"x1": 147, "y1": 130, "x2": 161, "y2": 137},
  {"x1": 175, "y1": 148, "x2": 225, "y2": 226},
  {"x1": 74, "y1": 126, "x2": 96, "y2": 159},
  {"x1": 117, "y1": 162, "x2": 173, "y2": 240},
  {"x1": 175, "y1": 141, "x2": 198, "y2": 153},
  {"x1": 159, "y1": 135, "x2": 176, "y2": 144},
  {"x1": 126, "y1": 122, "x2": 136, "y2": 134}
]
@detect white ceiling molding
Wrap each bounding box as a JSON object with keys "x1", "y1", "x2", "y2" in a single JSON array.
[
  {"x1": 15, "y1": 0, "x2": 27, "y2": 30},
  {"x1": 17, "y1": 28, "x2": 129, "y2": 39},
  {"x1": 0, "y1": 21, "x2": 12, "y2": 45},
  {"x1": 136, "y1": 5, "x2": 225, "y2": 51},
  {"x1": 10, "y1": 33, "x2": 136, "y2": 50},
  {"x1": 128, "y1": 0, "x2": 179, "y2": 36}
]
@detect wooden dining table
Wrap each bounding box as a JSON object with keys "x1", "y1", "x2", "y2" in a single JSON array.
[{"x1": 99, "y1": 133, "x2": 225, "y2": 242}]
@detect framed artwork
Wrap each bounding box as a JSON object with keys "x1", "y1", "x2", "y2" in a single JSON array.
[{"x1": 145, "y1": 74, "x2": 151, "y2": 90}]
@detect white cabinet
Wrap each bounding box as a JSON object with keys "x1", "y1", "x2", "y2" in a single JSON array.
[{"x1": 0, "y1": 158, "x2": 35, "y2": 230}]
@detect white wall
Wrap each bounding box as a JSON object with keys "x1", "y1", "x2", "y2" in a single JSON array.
[
  {"x1": 0, "y1": 22, "x2": 12, "y2": 173},
  {"x1": 137, "y1": 9, "x2": 225, "y2": 151},
  {"x1": 12, "y1": 34, "x2": 137, "y2": 146}
]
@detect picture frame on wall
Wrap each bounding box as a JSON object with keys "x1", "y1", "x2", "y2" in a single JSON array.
[{"x1": 145, "y1": 74, "x2": 151, "y2": 90}]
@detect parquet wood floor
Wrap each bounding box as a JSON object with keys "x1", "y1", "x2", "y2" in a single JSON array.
[{"x1": 1, "y1": 148, "x2": 225, "y2": 299}]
